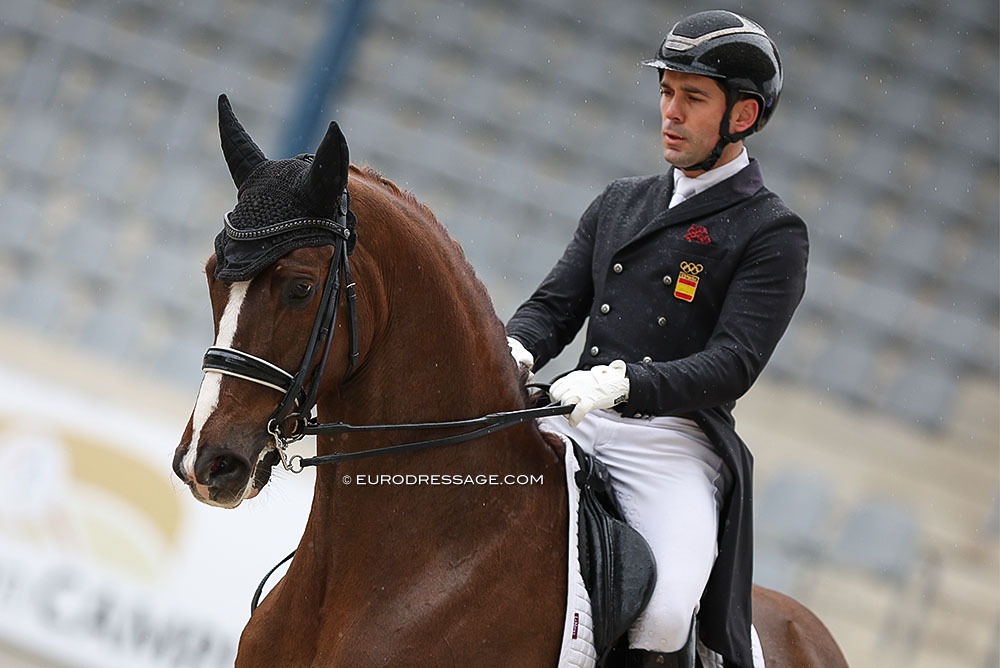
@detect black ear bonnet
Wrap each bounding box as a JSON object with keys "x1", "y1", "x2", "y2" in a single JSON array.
[
  {"x1": 214, "y1": 155, "x2": 356, "y2": 282},
  {"x1": 213, "y1": 94, "x2": 356, "y2": 282}
]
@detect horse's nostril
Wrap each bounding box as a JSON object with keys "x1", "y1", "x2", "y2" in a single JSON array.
[
  {"x1": 201, "y1": 451, "x2": 250, "y2": 485},
  {"x1": 210, "y1": 455, "x2": 233, "y2": 477}
]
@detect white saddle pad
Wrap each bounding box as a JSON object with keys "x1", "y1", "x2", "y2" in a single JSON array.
[{"x1": 556, "y1": 439, "x2": 599, "y2": 667}]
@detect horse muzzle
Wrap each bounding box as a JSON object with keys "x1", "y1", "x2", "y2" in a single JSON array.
[{"x1": 173, "y1": 439, "x2": 280, "y2": 508}]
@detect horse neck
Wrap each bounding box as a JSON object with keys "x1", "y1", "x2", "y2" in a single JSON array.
[
  {"x1": 331, "y1": 208, "x2": 525, "y2": 428},
  {"x1": 301, "y1": 213, "x2": 560, "y2": 544},
  {"x1": 302, "y1": 375, "x2": 559, "y2": 584}
]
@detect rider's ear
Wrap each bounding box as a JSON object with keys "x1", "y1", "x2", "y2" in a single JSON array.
[
  {"x1": 307, "y1": 121, "x2": 350, "y2": 212},
  {"x1": 729, "y1": 96, "x2": 760, "y2": 136},
  {"x1": 218, "y1": 94, "x2": 266, "y2": 188}
]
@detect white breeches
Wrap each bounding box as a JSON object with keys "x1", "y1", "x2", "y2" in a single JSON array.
[{"x1": 540, "y1": 409, "x2": 728, "y2": 652}]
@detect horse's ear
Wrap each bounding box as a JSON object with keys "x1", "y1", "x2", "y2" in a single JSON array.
[
  {"x1": 218, "y1": 94, "x2": 266, "y2": 188},
  {"x1": 307, "y1": 121, "x2": 349, "y2": 211}
]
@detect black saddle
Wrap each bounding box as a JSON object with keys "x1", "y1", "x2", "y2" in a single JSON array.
[{"x1": 571, "y1": 440, "x2": 657, "y2": 665}]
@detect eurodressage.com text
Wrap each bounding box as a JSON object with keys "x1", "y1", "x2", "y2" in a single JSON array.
[{"x1": 342, "y1": 473, "x2": 545, "y2": 486}]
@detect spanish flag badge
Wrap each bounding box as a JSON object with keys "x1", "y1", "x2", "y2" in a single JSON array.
[{"x1": 674, "y1": 261, "x2": 703, "y2": 302}]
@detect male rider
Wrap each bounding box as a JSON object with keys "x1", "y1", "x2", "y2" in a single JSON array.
[{"x1": 506, "y1": 11, "x2": 807, "y2": 668}]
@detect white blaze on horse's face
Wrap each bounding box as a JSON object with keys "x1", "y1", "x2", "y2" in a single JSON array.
[{"x1": 181, "y1": 280, "x2": 253, "y2": 506}]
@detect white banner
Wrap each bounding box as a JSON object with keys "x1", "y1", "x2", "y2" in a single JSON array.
[{"x1": 0, "y1": 366, "x2": 315, "y2": 667}]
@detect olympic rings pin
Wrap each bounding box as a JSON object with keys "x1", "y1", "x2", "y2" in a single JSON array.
[{"x1": 675, "y1": 261, "x2": 703, "y2": 302}]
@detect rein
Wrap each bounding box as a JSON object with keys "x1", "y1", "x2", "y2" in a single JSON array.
[{"x1": 286, "y1": 402, "x2": 572, "y2": 472}]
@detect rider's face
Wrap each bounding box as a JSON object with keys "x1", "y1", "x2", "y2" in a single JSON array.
[{"x1": 658, "y1": 70, "x2": 728, "y2": 174}]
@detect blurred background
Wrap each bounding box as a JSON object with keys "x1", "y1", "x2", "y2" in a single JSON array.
[{"x1": 0, "y1": 0, "x2": 996, "y2": 666}]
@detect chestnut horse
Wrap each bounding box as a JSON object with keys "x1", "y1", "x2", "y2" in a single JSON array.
[{"x1": 172, "y1": 96, "x2": 849, "y2": 668}]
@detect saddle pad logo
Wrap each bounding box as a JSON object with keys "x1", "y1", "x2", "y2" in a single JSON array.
[{"x1": 674, "y1": 261, "x2": 703, "y2": 302}]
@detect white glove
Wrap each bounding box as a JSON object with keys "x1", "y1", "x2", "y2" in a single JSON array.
[
  {"x1": 507, "y1": 337, "x2": 534, "y2": 373},
  {"x1": 549, "y1": 360, "x2": 630, "y2": 427}
]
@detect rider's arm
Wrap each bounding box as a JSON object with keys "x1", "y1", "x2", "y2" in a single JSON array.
[{"x1": 505, "y1": 191, "x2": 603, "y2": 371}]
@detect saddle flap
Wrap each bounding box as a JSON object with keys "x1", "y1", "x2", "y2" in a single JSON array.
[{"x1": 572, "y1": 441, "x2": 657, "y2": 662}]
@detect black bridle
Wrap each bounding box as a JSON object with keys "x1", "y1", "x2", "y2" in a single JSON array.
[
  {"x1": 201, "y1": 189, "x2": 571, "y2": 475},
  {"x1": 202, "y1": 188, "x2": 358, "y2": 464}
]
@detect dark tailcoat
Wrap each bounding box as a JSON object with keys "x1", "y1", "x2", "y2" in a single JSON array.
[{"x1": 506, "y1": 160, "x2": 809, "y2": 668}]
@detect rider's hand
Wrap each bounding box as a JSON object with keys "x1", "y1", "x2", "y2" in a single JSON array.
[
  {"x1": 507, "y1": 337, "x2": 534, "y2": 378},
  {"x1": 549, "y1": 360, "x2": 630, "y2": 427}
]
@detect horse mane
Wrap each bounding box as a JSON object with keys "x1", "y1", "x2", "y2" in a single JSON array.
[
  {"x1": 355, "y1": 165, "x2": 432, "y2": 216},
  {"x1": 352, "y1": 164, "x2": 470, "y2": 281}
]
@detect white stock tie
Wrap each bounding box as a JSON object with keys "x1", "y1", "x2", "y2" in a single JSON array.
[{"x1": 669, "y1": 178, "x2": 697, "y2": 208}]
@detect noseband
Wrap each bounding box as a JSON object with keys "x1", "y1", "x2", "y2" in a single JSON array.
[{"x1": 200, "y1": 187, "x2": 571, "y2": 474}]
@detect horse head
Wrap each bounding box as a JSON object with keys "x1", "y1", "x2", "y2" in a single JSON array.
[{"x1": 172, "y1": 95, "x2": 355, "y2": 508}]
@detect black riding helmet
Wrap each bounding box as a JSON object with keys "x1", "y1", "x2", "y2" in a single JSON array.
[{"x1": 642, "y1": 10, "x2": 782, "y2": 171}]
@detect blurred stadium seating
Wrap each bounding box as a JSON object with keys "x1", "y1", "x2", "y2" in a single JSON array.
[
  {"x1": 2, "y1": 0, "x2": 994, "y2": 426},
  {"x1": 0, "y1": 1, "x2": 996, "y2": 667}
]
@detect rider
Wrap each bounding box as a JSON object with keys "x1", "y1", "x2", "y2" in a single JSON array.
[{"x1": 506, "y1": 10, "x2": 806, "y2": 668}]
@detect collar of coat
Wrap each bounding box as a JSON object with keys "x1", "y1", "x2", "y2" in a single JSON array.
[{"x1": 621, "y1": 159, "x2": 766, "y2": 252}]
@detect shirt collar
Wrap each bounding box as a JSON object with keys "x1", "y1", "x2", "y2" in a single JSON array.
[{"x1": 672, "y1": 146, "x2": 750, "y2": 199}]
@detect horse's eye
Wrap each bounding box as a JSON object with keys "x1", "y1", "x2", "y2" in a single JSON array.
[{"x1": 287, "y1": 281, "x2": 314, "y2": 303}]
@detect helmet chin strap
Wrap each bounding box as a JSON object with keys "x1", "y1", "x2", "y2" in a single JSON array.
[
  {"x1": 677, "y1": 133, "x2": 733, "y2": 173},
  {"x1": 675, "y1": 93, "x2": 752, "y2": 174}
]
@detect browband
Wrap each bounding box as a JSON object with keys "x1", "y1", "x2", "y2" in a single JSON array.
[{"x1": 223, "y1": 211, "x2": 351, "y2": 241}]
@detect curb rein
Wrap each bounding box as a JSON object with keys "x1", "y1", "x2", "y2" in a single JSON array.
[{"x1": 201, "y1": 187, "x2": 572, "y2": 476}]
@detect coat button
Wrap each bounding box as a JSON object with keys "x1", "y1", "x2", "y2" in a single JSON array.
[
  {"x1": 662, "y1": 275, "x2": 673, "y2": 286},
  {"x1": 600, "y1": 303, "x2": 611, "y2": 314},
  {"x1": 590, "y1": 346, "x2": 600, "y2": 356},
  {"x1": 613, "y1": 263, "x2": 624, "y2": 274},
  {"x1": 641, "y1": 356, "x2": 652, "y2": 363},
  {"x1": 657, "y1": 316, "x2": 667, "y2": 327}
]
